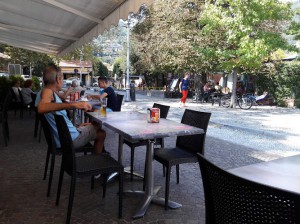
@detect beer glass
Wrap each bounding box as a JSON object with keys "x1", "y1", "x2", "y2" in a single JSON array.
[{"x1": 100, "y1": 98, "x2": 107, "y2": 117}]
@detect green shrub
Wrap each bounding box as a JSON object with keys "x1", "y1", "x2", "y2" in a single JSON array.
[
  {"x1": 8, "y1": 75, "x2": 24, "y2": 87},
  {"x1": 31, "y1": 76, "x2": 41, "y2": 92},
  {"x1": 256, "y1": 61, "x2": 300, "y2": 107}
]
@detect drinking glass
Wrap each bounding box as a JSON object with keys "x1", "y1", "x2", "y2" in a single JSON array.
[{"x1": 100, "y1": 98, "x2": 107, "y2": 117}]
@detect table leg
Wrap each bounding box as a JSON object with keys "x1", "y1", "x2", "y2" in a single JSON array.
[{"x1": 129, "y1": 140, "x2": 181, "y2": 219}]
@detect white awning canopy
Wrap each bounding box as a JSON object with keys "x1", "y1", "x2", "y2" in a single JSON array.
[{"x1": 0, "y1": 0, "x2": 153, "y2": 56}]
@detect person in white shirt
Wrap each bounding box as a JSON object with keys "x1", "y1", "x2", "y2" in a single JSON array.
[
  {"x1": 11, "y1": 79, "x2": 21, "y2": 102},
  {"x1": 71, "y1": 80, "x2": 84, "y2": 93},
  {"x1": 21, "y1": 79, "x2": 34, "y2": 104}
]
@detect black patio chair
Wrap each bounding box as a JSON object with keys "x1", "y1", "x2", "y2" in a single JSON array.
[
  {"x1": 153, "y1": 109, "x2": 211, "y2": 209},
  {"x1": 40, "y1": 114, "x2": 95, "y2": 197},
  {"x1": 123, "y1": 103, "x2": 170, "y2": 181},
  {"x1": 54, "y1": 114, "x2": 124, "y2": 224},
  {"x1": 10, "y1": 88, "x2": 22, "y2": 117},
  {"x1": 40, "y1": 114, "x2": 58, "y2": 197},
  {"x1": 80, "y1": 90, "x2": 85, "y2": 97},
  {"x1": 0, "y1": 93, "x2": 12, "y2": 147},
  {"x1": 31, "y1": 92, "x2": 40, "y2": 138},
  {"x1": 197, "y1": 153, "x2": 300, "y2": 224},
  {"x1": 115, "y1": 94, "x2": 124, "y2": 112}
]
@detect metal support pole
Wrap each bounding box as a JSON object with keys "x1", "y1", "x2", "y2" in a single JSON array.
[
  {"x1": 79, "y1": 48, "x2": 83, "y2": 85},
  {"x1": 125, "y1": 20, "x2": 131, "y2": 102}
]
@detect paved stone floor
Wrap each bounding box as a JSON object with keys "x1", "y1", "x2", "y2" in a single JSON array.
[{"x1": 0, "y1": 102, "x2": 293, "y2": 224}]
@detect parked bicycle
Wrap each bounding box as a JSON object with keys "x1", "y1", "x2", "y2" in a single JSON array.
[{"x1": 220, "y1": 93, "x2": 254, "y2": 110}]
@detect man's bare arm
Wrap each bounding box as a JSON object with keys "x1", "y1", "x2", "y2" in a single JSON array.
[{"x1": 38, "y1": 88, "x2": 92, "y2": 113}]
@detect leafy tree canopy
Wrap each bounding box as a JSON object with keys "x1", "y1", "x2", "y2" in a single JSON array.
[
  {"x1": 131, "y1": 0, "x2": 207, "y2": 74},
  {"x1": 197, "y1": 0, "x2": 294, "y2": 72},
  {"x1": 0, "y1": 44, "x2": 55, "y2": 76}
]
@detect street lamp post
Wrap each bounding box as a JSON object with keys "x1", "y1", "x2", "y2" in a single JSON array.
[
  {"x1": 125, "y1": 19, "x2": 131, "y2": 102},
  {"x1": 79, "y1": 48, "x2": 83, "y2": 84}
]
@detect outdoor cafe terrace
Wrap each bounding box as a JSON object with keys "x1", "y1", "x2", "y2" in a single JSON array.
[{"x1": 1, "y1": 92, "x2": 300, "y2": 223}]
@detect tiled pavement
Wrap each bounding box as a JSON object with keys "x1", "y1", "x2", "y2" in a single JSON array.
[{"x1": 0, "y1": 108, "x2": 277, "y2": 224}]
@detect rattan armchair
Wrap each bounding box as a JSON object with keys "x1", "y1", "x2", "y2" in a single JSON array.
[{"x1": 197, "y1": 153, "x2": 300, "y2": 224}]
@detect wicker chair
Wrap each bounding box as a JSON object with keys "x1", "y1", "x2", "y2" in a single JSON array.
[
  {"x1": 197, "y1": 153, "x2": 300, "y2": 224},
  {"x1": 123, "y1": 103, "x2": 170, "y2": 181},
  {"x1": 154, "y1": 109, "x2": 211, "y2": 209},
  {"x1": 54, "y1": 114, "x2": 124, "y2": 224},
  {"x1": 0, "y1": 93, "x2": 11, "y2": 147}
]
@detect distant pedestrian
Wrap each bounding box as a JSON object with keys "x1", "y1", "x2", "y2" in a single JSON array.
[{"x1": 179, "y1": 72, "x2": 190, "y2": 108}]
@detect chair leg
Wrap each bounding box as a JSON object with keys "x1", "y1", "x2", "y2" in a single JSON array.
[
  {"x1": 66, "y1": 176, "x2": 76, "y2": 224},
  {"x1": 38, "y1": 123, "x2": 42, "y2": 142},
  {"x1": 130, "y1": 145, "x2": 135, "y2": 181},
  {"x1": 34, "y1": 114, "x2": 39, "y2": 138},
  {"x1": 91, "y1": 176, "x2": 94, "y2": 190},
  {"x1": 43, "y1": 148, "x2": 51, "y2": 180},
  {"x1": 102, "y1": 175, "x2": 108, "y2": 198},
  {"x1": 47, "y1": 153, "x2": 56, "y2": 197},
  {"x1": 56, "y1": 164, "x2": 64, "y2": 206},
  {"x1": 20, "y1": 105, "x2": 23, "y2": 119},
  {"x1": 165, "y1": 166, "x2": 171, "y2": 210},
  {"x1": 176, "y1": 165, "x2": 179, "y2": 184},
  {"x1": 119, "y1": 170, "x2": 123, "y2": 219},
  {"x1": 2, "y1": 122, "x2": 8, "y2": 147},
  {"x1": 5, "y1": 121, "x2": 9, "y2": 141}
]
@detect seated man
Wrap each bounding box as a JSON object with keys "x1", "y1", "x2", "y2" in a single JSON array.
[
  {"x1": 37, "y1": 65, "x2": 105, "y2": 154},
  {"x1": 88, "y1": 77, "x2": 118, "y2": 112},
  {"x1": 70, "y1": 79, "x2": 85, "y2": 93},
  {"x1": 214, "y1": 82, "x2": 223, "y2": 93}
]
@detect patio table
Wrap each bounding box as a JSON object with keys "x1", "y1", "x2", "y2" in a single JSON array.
[
  {"x1": 229, "y1": 154, "x2": 300, "y2": 194},
  {"x1": 87, "y1": 111, "x2": 204, "y2": 219}
]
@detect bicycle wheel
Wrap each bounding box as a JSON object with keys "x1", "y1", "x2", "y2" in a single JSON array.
[
  {"x1": 238, "y1": 96, "x2": 253, "y2": 110},
  {"x1": 220, "y1": 95, "x2": 231, "y2": 108}
]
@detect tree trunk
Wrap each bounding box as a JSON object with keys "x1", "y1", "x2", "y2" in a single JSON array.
[{"x1": 230, "y1": 69, "x2": 238, "y2": 108}]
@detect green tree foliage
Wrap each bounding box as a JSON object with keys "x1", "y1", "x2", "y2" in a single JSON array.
[
  {"x1": 1, "y1": 44, "x2": 55, "y2": 77},
  {"x1": 132, "y1": 0, "x2": 206, "y2": 74},
  {"x1": 113, "y1": 57, "x2": 124, "y2": 77},
  {"x1": 31, "y1": 76, "x2": 41, "y2": 92},
  {"x1": 256, "y1": 61, "x2": 300, "y2": 107},
  {"x1": 286, "y1": 21, "x2": 300, "y2": 40},
  {"x1": 196, "y1": 0, "x2": 293, "y2": 107},
  {"x1": 95, "y1": 60, "x2": 109, "y2": 76},
  {"x1": 62, "y1": 43, "x2": 99, "y2": 61}
]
